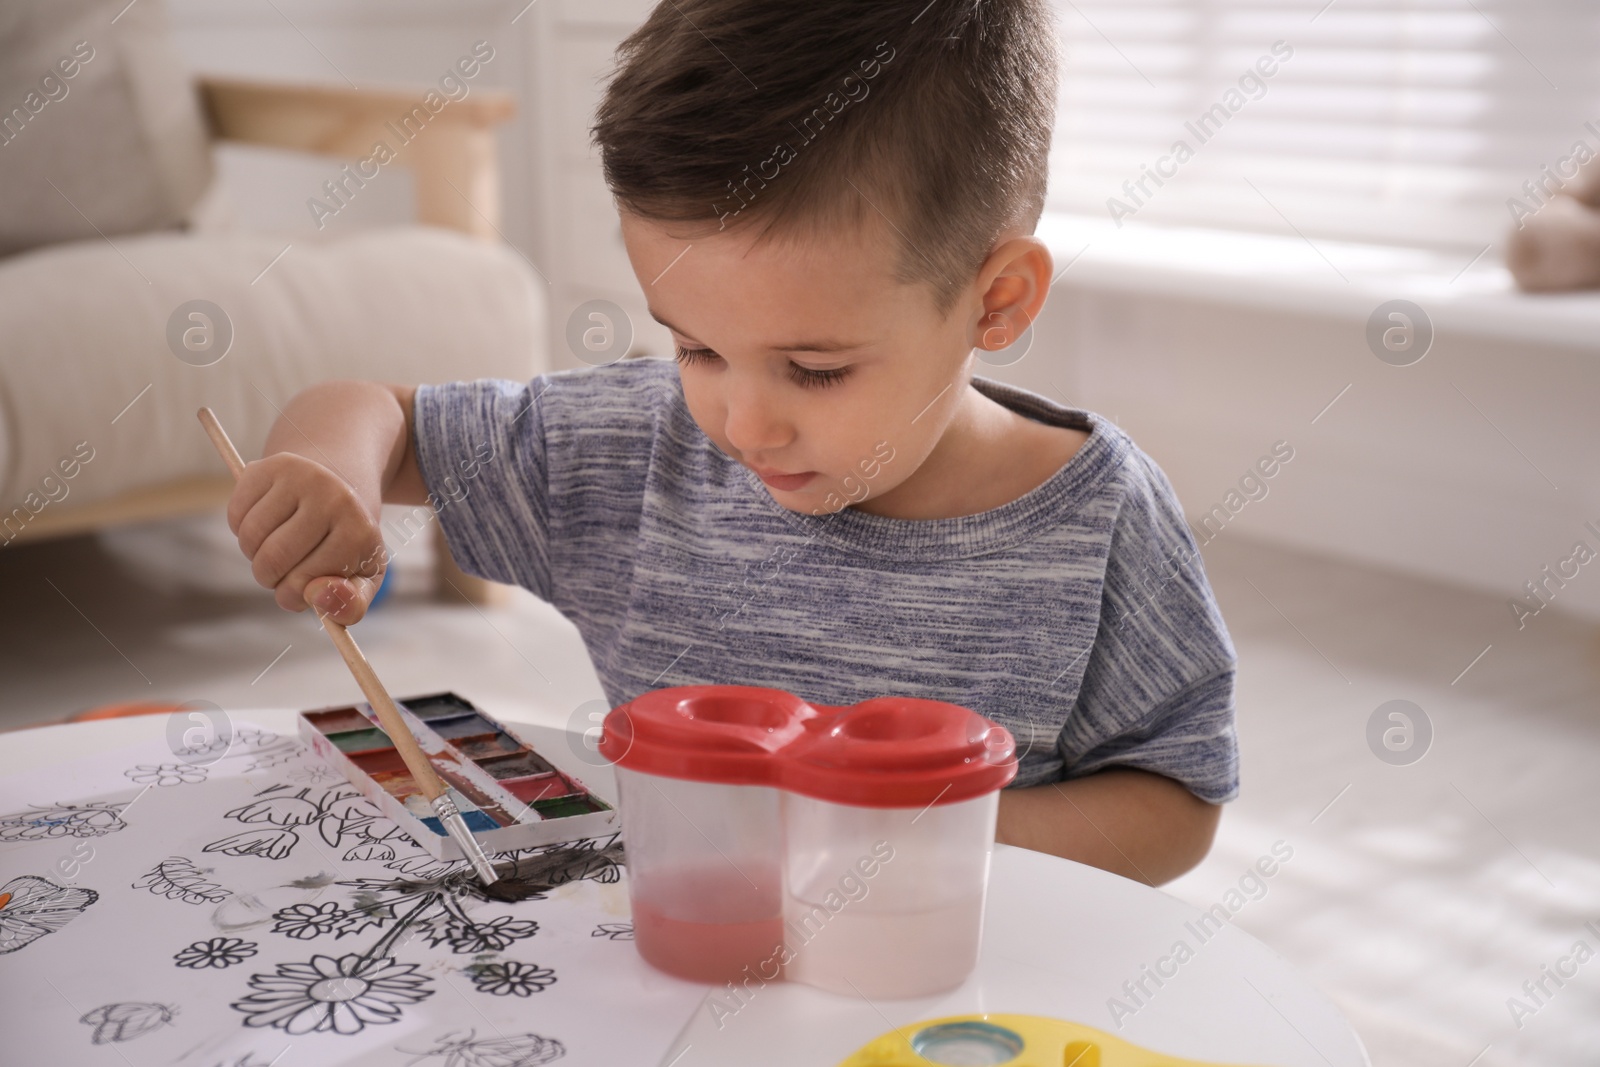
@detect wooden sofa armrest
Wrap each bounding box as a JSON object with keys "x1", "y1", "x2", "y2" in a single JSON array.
[
  {"x1": 197, "y1": 76, "x2": 516, "y2": 239},
  {"x1": 8, "y1": 475, "x2": 237, "y2": 544}
]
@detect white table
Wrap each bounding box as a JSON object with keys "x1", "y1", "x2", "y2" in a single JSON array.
[{"x1": 2, "y1": 707, "x2": 1368, "y2": 1067}]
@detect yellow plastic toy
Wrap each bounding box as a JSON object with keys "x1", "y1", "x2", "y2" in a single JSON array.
[{"x1": 837, "y1": 1013, "x2": 1266, "y2": 1067}]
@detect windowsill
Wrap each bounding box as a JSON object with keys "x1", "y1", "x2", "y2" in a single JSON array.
[{"x1": 1037, "y1": 212, "x2": 1600, "y2": 350}]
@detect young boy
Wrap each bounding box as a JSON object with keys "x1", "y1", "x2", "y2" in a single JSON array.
[{"x1": 226, "y1": 0, "x2": 1237, "y2": 885}]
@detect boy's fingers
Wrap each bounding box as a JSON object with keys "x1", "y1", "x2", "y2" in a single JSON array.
[
  {"x1": 305, "y1": 576, "x2": 359, "y2": 624},
  {"x1": 225, "y1": 460, "x2": 274, "y2": 535},
  {"x1": 257, "y1": 513, "x2": 332, "y2": 599},
  {"x1": 295, "y1": 535, "x2": 383, "y2": 616},
  {"x1": 235, "y1": 482, "x2": 301, "y2": 561},
  {"x1": 305, "y1": 575, "x2": 378, "y2": 626}
]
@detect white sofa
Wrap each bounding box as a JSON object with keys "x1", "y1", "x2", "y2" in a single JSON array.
[{"x1": 0, "y1": 0, "x2": 546, "y2": 603}]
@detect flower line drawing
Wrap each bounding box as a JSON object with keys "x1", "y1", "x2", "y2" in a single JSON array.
[
  {"x1": 125, "y1": 763, "x2": 210, "y2": 787},
  {"x1": 466, "y1": 960, "x2": 557, "y2": 998},
  {"x1": 0, "y1": 875, "x2": 99, "y2": 954},
  {"x1": 229, "y1": 834, "x2": 621, "y2": 1036},
  {"x1": 203, "y1": 783, "x2": 409, "y2": 863},
  {"x1": 176, "y1": 733, "x2": 232, "y2": 760},
  {"x1": 232, "y1": 951, "x2": 433, "y2": 1036},
  {"x1": 203, "y1": 826, "x2": 300, "y2": 860},
  {"x1": 591, "y1": 922, "x2": 633, "y2": 941},
  {"x1": 0, "y1": 800, "x2": 129, "y2": 842},
  {"x1": 271, "y1": 900, "x2": 395, "y2": 941},
  {"x1": 400, "y1": 1029, "x2": 566, "y2": 1066},
  {"x1": 290, "y1": 763, "x2": 343, "y2": 786},
  {"x1": 272, "y1": 901, "x2": 346, "y2": 940},
  {"x1": 233, "y1": 728, "x2": 306, "y2": 773},
  {"x1": 80, "y1": 1002, "x2": 177, "y2": 1044},
  {"x1": 163, "y1": 726, "x2": 302, "y2": 771},
  {"x1": 236, "y1": 890, "x2": 445, "y2": 1036},
  {"x1": 235, "y1": 727, "x2": 279, "y2": 749},
  {"x1": 134, "y1": 857, "x2": 230, "y2": 905},
  {"x1": 432, "y1": 914, "x2": 539, "y2": 954},
  {"x1": 267, "y1": 886, "x2": 533, "y2": 954},
  {"x1": 174, "y1": 936, "x2": 259, "y2": 969}
]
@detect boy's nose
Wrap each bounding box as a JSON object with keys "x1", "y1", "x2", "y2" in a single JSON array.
[{"x1": 720, "y1": 380, "x2": 793, "y2": 458}]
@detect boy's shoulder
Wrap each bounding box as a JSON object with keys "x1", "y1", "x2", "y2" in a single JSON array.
[
  {"x1": 530, "y1": 356, "x2": 691, "y2": 433},
  {"x1": 968, "y1": 374, "x2": 1177, "y2": 520},
  {"x1": 539, "y1": 355, "x2": 680, "y2": 399}
]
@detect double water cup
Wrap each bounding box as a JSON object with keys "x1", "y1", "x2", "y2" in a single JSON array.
[{"x1": 600, "y1": 685, "x2": 1015, "y2": 998}]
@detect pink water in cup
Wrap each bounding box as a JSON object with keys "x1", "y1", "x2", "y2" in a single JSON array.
[
  {"x1": 600, "y1": 685, "x2": 1015, "y2": 995},
  {"x1": 602, "y1": 688, "x2": 810, "y2": 983}
]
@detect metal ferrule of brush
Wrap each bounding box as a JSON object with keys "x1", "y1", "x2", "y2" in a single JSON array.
[{"x1": 431, "y1": 792, "x2": 500, "y2": 885}]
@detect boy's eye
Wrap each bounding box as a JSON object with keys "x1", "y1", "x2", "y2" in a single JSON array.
[
  {"x1": 671, "y1": 343, "x2": 718, "y2": 367},
  {"x1": 787, "y1": 363, "x2": 850, "y2": 389},
  {"x1": 668, "y1": 348, "x2": 713, "y2": 369},
  {"x1": 671, "y1": 344, "x2": 850, "y2": 390}
]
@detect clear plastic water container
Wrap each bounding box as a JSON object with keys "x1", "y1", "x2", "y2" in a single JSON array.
[
  {"x1": 600, "y1": 686, "x2": 1015, "y2": 996},
  {"x1": 613, "y1": 767, "x2": 785, "y2": 983}
]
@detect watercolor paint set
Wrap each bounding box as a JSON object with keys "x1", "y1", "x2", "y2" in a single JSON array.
[{"x1": 297, "y1": 691, "x2": 616, "y2": 860}]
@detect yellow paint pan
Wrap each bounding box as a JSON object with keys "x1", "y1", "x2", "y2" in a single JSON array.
[{"x1": 837, "y1": 1012, "x2": 1268, "y2": 1067}]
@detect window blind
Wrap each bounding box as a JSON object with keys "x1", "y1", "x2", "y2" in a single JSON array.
[{"x1": 1046, "y1": 0, "x2": 1600, "y2": 253}]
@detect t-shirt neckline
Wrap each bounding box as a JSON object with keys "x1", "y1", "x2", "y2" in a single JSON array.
[{"x1": 710, "y1": 374, "x2": 1127, "y2": 561}]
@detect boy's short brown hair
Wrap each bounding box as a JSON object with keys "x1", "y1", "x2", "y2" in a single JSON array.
[{"x1": 591, "y1": 1, "x2": 1059, "y2": 316}]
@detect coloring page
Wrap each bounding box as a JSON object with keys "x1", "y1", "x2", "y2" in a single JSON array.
[{"x1": 0, "y1": 716, "x2": 708, "y2": 1066}]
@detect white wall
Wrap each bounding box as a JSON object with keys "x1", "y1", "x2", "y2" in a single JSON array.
[{"x1": 997, "y1": 276, "x2": 1600, "y2": 625}]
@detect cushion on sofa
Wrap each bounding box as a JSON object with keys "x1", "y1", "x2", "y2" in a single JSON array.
[
  {"x1": 0, "y1": 226, "x2": 547, "y2": 510},
  {"x1": 0, "y1": 0, "x2": 213, "y2": 259}
]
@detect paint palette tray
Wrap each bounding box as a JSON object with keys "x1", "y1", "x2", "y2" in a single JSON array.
[{"x1": 297, "y1": 691, "x2": 617, "y2": 860}]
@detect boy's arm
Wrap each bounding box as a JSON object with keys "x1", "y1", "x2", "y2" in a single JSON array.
[
  {"x1": 227, "y1": 381, "x2": 425, "y2": 623},
  {"x1": 257, "y1": 381, "x2": 425, "y2": 507},
  {"x1": 995, "y1": 767, "x2": 1220, "y2": 885}
]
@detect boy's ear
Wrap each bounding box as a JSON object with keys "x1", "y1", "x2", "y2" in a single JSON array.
[{"x1": 971, "y1": 235, "x2": 1052, "y2": 352}]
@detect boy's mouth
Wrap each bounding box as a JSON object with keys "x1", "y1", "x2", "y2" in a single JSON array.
[{"x1": 750, "y1": 467, "x2": 817, "y2": 490}]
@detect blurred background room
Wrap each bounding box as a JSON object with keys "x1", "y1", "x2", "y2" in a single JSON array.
[{"x1": 1, "y1": 1, "x2": 1597, "y2": 1063}]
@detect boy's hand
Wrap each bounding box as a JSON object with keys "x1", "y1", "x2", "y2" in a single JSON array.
[{"x1": 226, "y1": 452, "x2": 386, "y2": 626}]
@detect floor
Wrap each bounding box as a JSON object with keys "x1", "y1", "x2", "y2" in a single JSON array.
[{"x1": 2, "y1": 512, "x2": 1596, "y2": 1065}]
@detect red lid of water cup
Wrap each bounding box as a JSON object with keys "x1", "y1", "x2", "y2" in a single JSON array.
[
  {"x1": 597, "y1": 685, "x2": 818, "y2": 786},
  {"x1": 599, "y1": 685, "x2": 1016, "y2": 808},
  {"x1": 783, "y1": 696, "x2": 1016, "y2": 807}
]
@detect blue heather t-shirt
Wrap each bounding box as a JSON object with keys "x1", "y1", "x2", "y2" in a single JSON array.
[{"x1": 412, "y1": 357, "x2": 1239, "y2": 803}]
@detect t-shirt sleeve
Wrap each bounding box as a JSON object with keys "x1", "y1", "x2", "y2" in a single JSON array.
[
  {"x1": 1055, "y1": 447, "x2": 1241, "y2": 804},
  {"x1": 411, "y1": 376, "x2": 554, "y2": 602}
]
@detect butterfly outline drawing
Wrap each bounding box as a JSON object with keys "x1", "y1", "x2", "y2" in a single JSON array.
[{"x1": 0, "y1": 875, "x2": 99, "y2": 955}]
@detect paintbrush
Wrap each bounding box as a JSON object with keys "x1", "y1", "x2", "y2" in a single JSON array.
[{"x1": 196, "y1": 406, "x2": 501, "y2": 886}]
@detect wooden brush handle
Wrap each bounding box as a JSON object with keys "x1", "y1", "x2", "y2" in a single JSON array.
[
  {"x1": 196, "y1": 406, "x2": 447, "y2": 802},
  {"x1": 321, "y1": 625, "x2": 448, "y2": 801},
  {"x1": 197, "y1": 408, "x2": 247, "y2": 481}
]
